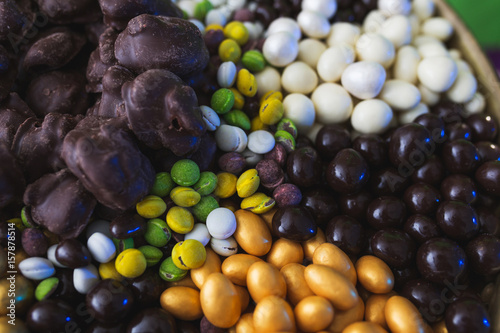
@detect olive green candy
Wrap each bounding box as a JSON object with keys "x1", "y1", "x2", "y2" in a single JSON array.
[
  {"x1": 192, "y1": 196, "x2": 219, "y2": 222},
  {"x1": 138, "y1": 245, "x2": 164, "y2": 267},
  {"x1": 223, "y1": 110, "x2": 251, "y2": 131},
  {"x1": 211, "y1": 88, "x2": 235, "y2": 115},
  {"x1": 112, "y1": 237, "x2": 134, "y2": 254},
  {"x1": 21, "y1": 206, "x2": 36, "y2": 228},
  {"x1": 35, "y1": 277, "x2": 59, "y2": 301},
  {"x1": 274, "y1": 130, "x2": 296, "y2": 152},
  {"x1": 151, "y1": 172, "x2": 175, "y2": 197},
  {"x1": 193, "y1": 171, "x2": 218, "y2": 196},
  {"x1": 277, "y1": 118, "x2": 298, "y2": 139},
  {"x1": 159, "y1": 256, "x2": 189, "y2": 282},
  {"x1": 194, "y1": 0, "x2": 213, "y2": 21},
  {"x1": 170, "y1": 187, "x2": 201, "y2": 207},
  {"x1": 242, "y1": 50, "x2": 266, "y2": 72},
  {"x1": 144, "y1": 219, "x2": 172, "y2": 247},
  {"x1": 171, "y1": 159, "x2": 201, "y2": 187}
]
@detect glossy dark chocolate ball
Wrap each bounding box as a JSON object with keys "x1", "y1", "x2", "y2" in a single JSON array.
[
  {"x1": 366, "y1": 196, "x2": 407, "y2": 229},
  {"x1": 86, "y1": 279, "x2": 134, "y2": 323},
  {"x1": 475, "y1": 160, "x2": 500, "y2": 195},
  {"x1": 403, "y1": 214, "x2": 442, "y2": 244},
  {"x1": 325, "y1": 215, "x2": 365, "y2": 255},
  {"x1": 27, "y1": 299, "x2": 80, "y2": 333},
  {"x1": 272, "y1": 206, "x2": 317, "y2": 241},
  {"x1": 370, "y1": 167, "x2": 411, "y2": 196},
  {"x1": 388, "y1": 123, "x2": 432, "y2": 172},
  {"x1": 401, "y1": 279, "x2": 444, "y2": 323},
  {"x1": 411, "y1": 155, "x2": 446, "y2": 186},
  {"x1": 338, "y1": 190, "x2": 372, "y2": 222},
  {"x1": 55, "y1": 238, "x2": 92, "y2": 269},
  {"x1": 445, "y1": 298, "x2": 491, "y2": 333},
  {"x1": 403, "y1": 183, "x2": 441, "y2": 215},
  {"x1": 442, "y1": 139, "x2": 480, "y2": 175},
  {"x1": 435, "y1": 201, "x2": 479, "y2": 242},
  {"x1": 465, "y1": 113, "x2": 498, "y2": 142},
  {"x1": 465, "y1": 234, "x2": 500, "y2": 276},
  {"x1": 352, "y1": 134, "x2": 388, "y2": 168},
  {"x1": 301, "y1": 188, "x2": 338, "y2": 226},
  {"x1": 326, "y1": 148, "x2": 369, "y2": 194},
  {"x1": 475, "y1": 141, "x2": 500, "y2": 162},
  {"x1": 126, "y1": 308, "x2": 176, "y2": 333},
  {"x1": 315, "y1": 124, "x2": 351, "y2": 161},
  {"x1": 371, "y1": 228, "x2": 416, "y2": 268},
  {"x1": 110, "y1": 213, "x2": 146, "y2": 239},
  {"x1": 440, "y1": 174, "x2": 477, "y2": 204},
  {"x1": 286, "y1": 146, "x2": 322, "y2": 188}
]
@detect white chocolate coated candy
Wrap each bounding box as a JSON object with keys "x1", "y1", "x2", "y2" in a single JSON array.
[
  {"x1": 211, "y1": 236, "x2": 238, "y2": 256},
  {"x1": 417, "y1": 56, "x2": 458, "y2": 92},
  {"x1": 351, "y1": 99, "x2": 393, "y2": 134},
  {"x1": 263, "y1": 32, "x2": 299, "y2": 67},
  {"x1": 409, "y1": 14, "x2": 420, "y2": 37},
  {"x1": 282, "y1": 93, "x2": 316, "y2": 132},
  {"x1": 327, "y1": 22, "x2": 361, "y2": 47},
  {"x1": 363, "y1": 10, "x2": 387, "y2": 33},
  {"x1": 73, "y1": 264, "x2": 100, "y2": 294},
  {"x1": 302, "y1": 0, "x2": 338, "y2": 19},
  {"x1": 185, "y1": 223, "x2": 211, "y2": 246},
  {"x1": 47, "y1": 244, "x2": 67, "y2": 268},
  {"x1": 215, "y1": 125, "x2": 248, "y2": 153},
  {"x1": 19, "y1": 257, "x2": 55, "y2": 280},
  {"x1": 200, "y1": 105, "x2": 221, "y2": 131},
  {"x1": 244, "y1": 21, "x2": 263, "y2": 40},
  {"x1": 311, "y1": 83, "x2": 354, "y2": 124},
  {"x1": 341, "y1": 61, "x2": 387, "y2": 100},
  {"x1": 419, "y1": 83, "x2": 441, "y2": 106},
  {"x1": 412, "y1": 34, "x2": 442, "y2": 47},
  {"x1": 297, "y1": 10, "x2": 331, "y2": 39},
  {"x1": 255, "y1": 66, "x2": 281, "y2": 97},
  {"x1": 356, "y1": 33, "x2": 395, "y2": 69},
  {"x1": 393, "y1": 45, "x2": 421, "y2": 84},
  {"x1": 398, "y1": 103, "x2": 429, "y2": 124},
  {"x1": 298, "y1": 39, "x2": 327, "y2": 68},
  {"x1": 205, "y1": 9, "x2": 227, "y2": 27},
  {"x1": 207, "y1": 208, "x2": 237, "y2": 240},
  {"x1": 446, "y1": 71, "x2": 477, "y2": 103},
  {"x1": 87, "y1": 232, "x2": 116, "y2": 263},
  {"x1": 418, "y1": 41, "x2": 449, "y2": 58},
  {"x1": 380, "y1": 15, "x2": 412, "y2": 48},
  {"x1": 421, "y1": 17, "x2": 454, "y2": 41},
  {"x1": 281, "y1": 61, "x2": 318, "y2": 94},
  {"x1": 247, "y1": 130, "x2": 275, "y2": 154},
  {"x1": 378, "y1": 0, "x2": 411, "y2": 16},
  {"x1": 412, "y1": 0, "x2": 436, "y2": 21},
  {"x1": 380, "y1": 80, "x2": 421, "y2": 111},
  {"x1": 217, "y1": 61, "x2": 237, "y2": 88},
  {"x1": 465, "y1": 93, "x2": 486, "y2": 115},
  {"x1": 317, "y1": 44, "x2": 355, "y2": 83},
  {"x1": 266, "y1": 18, "x2": 302, "y2": 41}
]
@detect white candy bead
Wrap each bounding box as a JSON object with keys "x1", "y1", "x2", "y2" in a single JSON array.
[
  {"x1": 409, "y1": 14, "x2": 420, "y2": 37},
  {"x1": 255, "y1": 66, "x2": 281, "y2": 97},
  {"x1": 205, "y1": 9, "x2": 227, "y2": 26},
  {"x1": 210, "y1": 236, "x2": 238, "y2": 256},
  {"x1": 398, "y1": 103, "x2": 429, "y2": 124},
  {"x1": 263, "y1": 32, "x2": 299, "y2": 67},
  {"x1": 380, "y1": 15, "x2": 412, "y2": 48},
  {"x1": 85, "y1": 219, "x2": 112, "y2": 239},
  {"x1": 47, "y1": 244, "x2": 67, "y2": 268},
  {"x1": 266, "y1": 18, "x2": 302, "y2": 41},
  {"x1": 304, "y1": 123, "x2": 324, "y2": 143},
  {"x1": 412, "y1": 35, "x2": 442, "y2": 47},
  {"x1": 297, "y1": 10, "x2": 331, "y2": 39},
  {"x1": 247, "y1": 130, "x2": 275, "y2": 154},
  {"x1": 419, "y1": 83, "x2": 441, "y2": 106},
  {"x1": 282, "y1": 93, "x2": 316, "y2": 132},
  {"x1": 456, "y1": 59, "x2": 473, "y2": 73},
  {"x1": 302, "y1": 0, "x2": 338, "y2": 19},
  {"x1": 19, "y1": 257, "x2": 55, "y2": 280},
  {"x1": 189, "y1": 19, "x2": 205, "y2": 34},
  {"x1": 311, "y1": 83, "x2": 354, "y2": 124},
  {"x1": 281, "y1": 61, "x2": 318, "y2": 94},
  {"x1": 379, "y1": 80, "x2": 421, "y2": 111},
  {"x1": 185, "y1": 223, "x2": 211, "y2": 246},
  {"x1": 217, "y1": 61, "x2": 237, "y2": 88},
  {"x1": 200, "y1": 105, "x2": 221, "y2": 131},
  {"x1": 417, "y1": 56, "x2": 458, "y2": 93},
  {"x1": 412, "y1": 0, "x2": 436, "y2": 21},
  {"x1": 418, "y1": 42, "x2": 449, "y2": 58},
  {"x1": 227, "y1": 0, "x2": 246, "y2": 10},
  {"x1": 465, "y1": 93, "x2": 486, "y2": 115},
  {"x1": 449, "y1": 49, "x2": 462, "y2": 60},
  {"x1": 351, "y1": 99, "x2": 393, "y2": 134},
  {"x1": 363, "y1": 10, "x2": 387, "y2": 33},
  {"x1": 244, "y1": 22, "x2": 262, "y2": 40},
  {"x1": 215, "y1": 125, "x2": 248, "y2": 153},
  {"x1": 242, "y1": 149, "x2": 263, "y2": 166},
  {"x1": 341, "y1": 61, "x2": 387, "y2": 100},
  {"x1": 393, "y1": 45, "x2": 421, "y2": 84},
  {"x1": 378, "y1": 0, "x2": 411, "y2": 16},
  {"x1": 355, "y1": 33, "x2": 395, "y2": 69},
  {"x1": 206, "y1": 208, "x2": 237, "y2": 240},
  {"x1": 87, "y1": 232, "x2": 116, "y2": 263},
  {"x1": 177, "y1": 0, "x2": 196, "y2": 18},
  {"x1": 327, "y1": 22, "x2": 361, "y2": 47},
  {"x1": 73, "y1": 264, "x2": 100, "y2": 294},
  {"x1": 446, "y1": 71, "x2": 477, "y2": 104},
  {"x1": 317, "y1": 44, "x2": 355, "y2": 83},
  {"x1": 298, "y1": 39, "x2": 327, "y2": 68},
  {"x1": 421, "y1": 17, "x2": 454, "y2": 41}
]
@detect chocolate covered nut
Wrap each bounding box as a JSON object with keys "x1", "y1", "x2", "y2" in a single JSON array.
[
  {"x1": 466, "y1": 234, "x2": 500, "y2": 276},
  {"x1": 126, "y1": 308, "x2": 177, "y2": 333},
  {"x1": 352, "y1": 134, "x2": 388, "y2": 169},
  {"x1": 0, "y1": 144, "x2": 25, "y2": 208},
  {"x1": 301, "y1": 188, "x2": 338, "y2": 227},
  {"x1": 475, "y1": 141, "x2": 500, "y2": 162},
  {"x1": 325, "y1": 215, "x2": 365, "y2": 255},
  {"x1": 86, "y1": 279, "x2": 134, "y2": 323},
  {"x1": 256, "y1": 159, "x2": 285, "y2": 190},
  {"x1": 34, "y1": 0, "x2": 101, "y2": 24},
  {"x1": 388, "y1": 123, "x2": 432, "y2": 173},
  {"x1": 55, "y1": 239, "x2": 92, "y2": 269},
  {"x1": 287, "y1": 146, "x2": 323, "y2": 188},
  {"x1": 371, "y1": 228, "x2": 416, "y2": 268},
  {"x1": 403, "y1": 183, "x2": 441, "y2": 215},
  {"x1": 0, "y1": 93, "x2": 35, "y2": 147},
  {"x1": 218, "y1": 152, "x2": 247, "y2": 174},
  {"x1": 110, "y1": 212, "x2": 146, "y2": 239},
  {"x1": 366, "y1": 196, "x2": 407, "y2": 229},
  {"x1": 435, "y1": 200, "x2": 479, "y2": 242},
  {"x1": 0, "y1": 0, "x2": 34, "y2": 42},
  {"x1": 442, "y1": 139, "x2": 481, "y2": 175},
  {"x1": 11, "y1": 113, "x2": 81, "y2": 182},
  {"x1": 272, "y1": 206, "x2": 317, "y2": 242},
  {"x1": 465, "y1": 113, "x2": 498, "y2": 142},
  {"x1": 475, "y1": 161, "x2": 500, "y2": 196},
  {"x1": 0, "y1": 45, "x2": 17, "y2": 102},
  {"x1": 315, "y1": 124, "x2": 351, "y2": 161},
  {"x1": 403, "y1": 214, "x2": 442, "y2": 244},
  {"x1": 26, "y1": 299, "x2": 81, "y2": 333},
  {"x1": 23, "y1": 169, "x2": 96, "y2": 239},
  {"x1": 122, "y1": 69, "x2": 207, "y2": 156},
  {"x1": 115, "y1": 15, "x2": 209, "y2": 78},
  {"x1": 95, "y1": 66, "x2": 135, "y2": 118},
  {"x1": 98, "y1": 0, "x2": 182, "y2": 30},
  {"x1": 61, "y1": 117, "x2": 155, "y2": 211},
  {"x1": 327, "y1": 148, "x2": 370, "y2": 194},
  {"x1": 86, "y1": 49, "x2": 111, "y2": 93},
  {"x1": 21, "y1": 228, "x2": 48, "y2": 257}
]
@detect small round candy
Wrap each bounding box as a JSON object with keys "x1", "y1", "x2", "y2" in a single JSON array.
[
  {"x1": 137, "y1": 245, "x2": 163, "y2": 267},
  {"x1": 247, "y1": 130, "x2": 275, "y2": 155},
  {"x1": 171, "y1": 159, "x2": 201, "y2": 187},
  {"x1": 166, "y1": 206, "x2": 195, "y2": 234},
  {"x1": 445, "y1": 298, "x2": 490, "y2": 333},
  {"x1": 35, "y1": 277, "x2": 59, "y2": 301},
  {"x1": 170, "y1": 187, "x2": 202, "y2": 207},
  {"x1": 263, "y1": 31, "x2": 299, "y2": 67},
  {"x1": 206, "y1": 208, "x2": 237, "y2": 239},
  {"x1": 260, "y1": 98, "x2": 284, "y2": 125},
  {"x1": 73, "y1": 264, "x2": 100, "y2": 294},
  {"x1": 185, "y1": 223, "x2": 211, "y2": 246},
  {"x1": 297, "y1": 10, "x2": 330, "y2": 39},
  {"x1": 327, "y1": 22, "x2": 361, "y2": 47},
  {"x1": 446, "y1": 71, "x2": 477, "y2": 104},
  {"x1": 219, "y1": 39, "x2": 241, "y2": 62},
  {"x1": 224, "y1": 110, "x2": 251, "y2": 131},
  {"x1": 99, "y1": 261, "x2": 123, "y2": 281},
  {"x1": 417, "y1": 56, "x2": 458, "y2": 93},
  {"x1": 351, "y1": 99, "x2": 393, "y2": 134},
  {"x1": 236, "y1": 169, "x2": 260, "y2": 198},
  {"x1": 281, "y1": 61, "x2": 318, "y2": 94},
  {"x1": 136, "y1": 195, "x2": 167, "y2": 219},
  {"x1": 236, "y1": 68, "x2": 257, "y2": 97},
  {"x1": 282, "y1": 93, "x2": 315, "y2": 132},
  {"x1": 379, "y1": 80, "x2": 421, "y2": 111},
  {"x1": 421, "y1": 17, "x2": 454, "y2": 41},
  {"x1": 193, "y1": 171, "x2": 218, "y2": 196},
  {"x1": 266, "y1": 17, "x2": 301, "y2": 41},
  {"x1": 242, "y1": 50, "x2": 266, "y2": 73},
  {"x1": 150, "y1": 172, "x2": 175, "y2": 197},
  {"x1": 19, "y1": 257, "x2": 55, "y2": 280},
  {"x1": 217, "y1": 61, "x2": 237, "y2": 88},
  {"x1": 159, "y1": 256, "x2": 188, "y2": 282},
  {"x1": 215, "y1": 125, "x2": 248, "y2": 153},
  {"x1": 211, "y1": 88, "x2": 235, "y2": 115},
  {"x1": 378, "y1": 0, "x2": 411, "y2": 16},
  {"x1": 312, "y1": 83, "x2": 353, "y2": 124},
  {"x1": 87, "y1": 232, "x2": 116, "y2": 263},
  {"x1": 302, "y1": 0, "x2": 338, "y2": 18},
  {"x1": 341, "y1": 61, "x2": 387, "y2": 100},
  {"x1": 356, "y1": 33, "x2": 395, "y2": 69},
  {"x1": 172, "y1": 239, "x2": 207, "y2": 270},
  {"x1": 223, "y1": 21, "x2": 249, "y2": 46},
  {"x1": 192, "y1": 196, "x2": 220, "y2": 222},
  {"x1": 380, "y1": 15, "x2": 412, "y2": 48},
  {"x1": 298, "y1": 38, "x2": 327, "y2": 68},
  {"x1": 210, "y1": 236, "x2": 238, "y2": 256},
  {"x1": 144, "y1": 218, "x2": 172, "y2": 247},
  {"x1": 115, "y1": 249, "x2": 147, "y2": 279},
  {"x1": 201, "y1": 105, "x2": 221, "y2": 131},
  {"x1": 317, "y1": 44, "x2": 355, "y2": 83},
  {"x1": 255, "y1": 66, "x2": 282, "y2": 96},
  {"x1": 214, "y1": 172, "x2": 238, "y2": 198}
]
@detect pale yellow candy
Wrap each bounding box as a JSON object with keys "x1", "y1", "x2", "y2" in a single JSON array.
[{"x1": 236, "y1": 169, "x2": 260, "y2": 198}]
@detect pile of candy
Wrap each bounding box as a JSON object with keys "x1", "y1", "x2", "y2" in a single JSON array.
[{"x1": 1, "y1": 0, "x2": 500, "y2": 332}]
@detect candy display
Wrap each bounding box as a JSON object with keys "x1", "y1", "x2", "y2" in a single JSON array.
[{"x1": 1, "y1": 0, "x2": 500, "y2": 332}]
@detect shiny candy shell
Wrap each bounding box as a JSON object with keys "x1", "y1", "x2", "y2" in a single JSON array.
[{"x1": 206, "y1": 208, "x2": 237, "y2": 239}]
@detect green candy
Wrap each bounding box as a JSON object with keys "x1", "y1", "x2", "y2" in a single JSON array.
[
  {"x1": 223, "y1": 110, "x2": 251, "y2": 131},
  {"x1": 274, "y1": 130, "x2": 296, "y2": 153},
  {"x1": 277, "y1": 118, "x2": 298, "y2": 139},
  {"x1": 171, "y1": 159, "x2": 200, "y2": 187},
  {"x1": 193, "y1": 171, "x2": 218, "y2": 196},
  {"x1": 159, "y1": 256, "x2": 188, "y2": 282},
  {"x1": 144, "y1": 218, "x2": 172, "y2": 247},
  {"x1": 241, "y1": 50, "x2": 266, "y2": 72},
  {"x1": 35, "y1": 277, "x2": 59, "y2": 301},
  {"x1": 21, "y1": 206, "x2": 36, "y2": 228},
  {"x1": 151, "y1": 172, "x2": 175, "y2": 197},
  {"x1": 194, "y1": 0, "x2": 213, "y2": 21},
  {"x1": 192, "y1": 195, "x2": 219, "y2": 222},
  {"x1": 138, "y1": 245, "x2": 164, "y2": 267},
  {"x1": 112, "y1": 237, "x2": 134, "y2": 254},
  {"x1": 211, "y1": 88, "x2": 235, "y2": 114}
]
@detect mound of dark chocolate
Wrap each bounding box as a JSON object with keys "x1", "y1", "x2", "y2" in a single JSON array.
[
  {"x1": 0, "y1": 93, "x2": 35, "y2": 147},
  {"x1": 122, "y1": 69, "x2": 207, "y2": 156},
  {"x1": 115, "y1": 15, "x2": 209, "y2": 78},
  {"x1": 0, "y1": 45, "x2": 17, "y2": 102},
  {"x1": 61, "y1": 117, "x2": 155, "y2": 211},
  {"x1": 0, "y1": 144, "x2": 25, "y2": 208},
  {"x1": 34, "y1": 0, "x2": 102, "y2": 24},
  {"x1": 92, "y1": 65, "x2": 135, "y2": 118},
  {"x1": 0, "y1": 0, "x2": 35, "y2": 42}
]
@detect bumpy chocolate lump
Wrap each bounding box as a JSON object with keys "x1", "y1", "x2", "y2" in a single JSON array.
[
  {"x1": 61, "y1": 117, "x2": 155, "y2": 211},
  {"x1": 0, "y1": 93, "x2": 35, "y2": 147},
  {"x1": 0, "y1": 144, "x2": 25, "y2": 208},
  {"x1": 34, "y1": 0, "x2": 102, "y2": 24},
  {"x1": 122, "y1": 69, "x2": 207, "y2": 156},
  {"x1": 115, "y1": 15, "x2": 209, "y2": 78}
]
